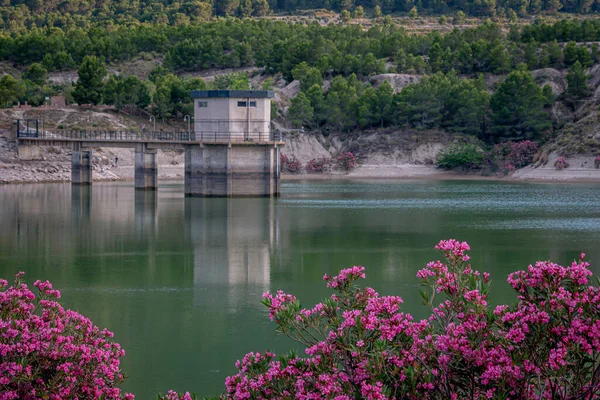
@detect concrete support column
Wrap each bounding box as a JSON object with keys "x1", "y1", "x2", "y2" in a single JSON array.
[
  {"x1": 185, "y1": 144, "x2": 280, "y2": 197},
  {"x1": 17, "y1": 144, "x2": 41, "y2": 160},
  {"x1": 72, "y1": 142, "x2": 92, "y2": 185},
  {"x1": 135, "y1": 143, "x2": 158, "y2": 190},
  {"x1": 185, "y1": 144, "x2": 229, "y2": 197}
]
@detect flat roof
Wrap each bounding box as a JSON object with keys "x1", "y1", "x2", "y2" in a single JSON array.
[{"x1": 191, "y1": 90, "x2": 274, "y2": 99}]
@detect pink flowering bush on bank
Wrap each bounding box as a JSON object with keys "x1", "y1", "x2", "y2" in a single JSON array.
[
  {"x1": 225, "y1": 239, "x2": 600, "y2": 399},
  {"x1": 487, "y1": 140, "x2": 539, "y2": 176},
  {"x1": 554, "y1": 156, "x2": 569, "y2": 170},
  {"x1": 0, "y1": 272, "x2": 133, "y2": 400}
]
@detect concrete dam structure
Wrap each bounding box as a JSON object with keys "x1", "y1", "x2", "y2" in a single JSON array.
[{"x1": 15, "y1": 90, "x2": 283, "y2": 197}]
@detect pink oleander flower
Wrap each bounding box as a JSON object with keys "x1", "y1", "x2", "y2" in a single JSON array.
[
  {"x1": 224, "y1": 239, "x2": 600, "y2": 400},
  {"x1": 0, "y1": 273, "x2": 133, "y2": 399}
]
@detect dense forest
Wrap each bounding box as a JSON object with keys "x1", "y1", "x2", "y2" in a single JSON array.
[
  {"x1": 2, "y1": 0, "x2": 600, "y2": 26},
  {"x1": 0, "y1": 18, "x2": 597, "y2": 146}
]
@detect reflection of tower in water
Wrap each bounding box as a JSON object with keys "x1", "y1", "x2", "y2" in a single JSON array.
[
  {"x1": 134, "y1": 190, "x2": 158, "y2": 239},
  {"x1": 185, "y1": 198, "x2": 277, "y2": 309},
  {"x1": 71, "y1": 185, "x2": 92, "y2": 226}
]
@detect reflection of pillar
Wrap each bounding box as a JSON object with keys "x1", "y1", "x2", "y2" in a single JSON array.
[
  {"x1": 72, "y1": 143, "x2": 92, "y2": 185},
  {"x1": 135, "y1": 144, "x2": 158, "y2": 190},
  {"x1": 186, "y1": 198, "x2": 273, "y2": 306},
  {"x1": 71, "y1": 184, "x2": 92, "y2": 224},
  {"x1": 134, "y1": 190, "x2": 158, "y2": 238}
]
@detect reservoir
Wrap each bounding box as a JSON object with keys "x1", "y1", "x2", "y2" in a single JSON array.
[{"x1": 0, "y1": 180, "x2": 599, "y2": 398}]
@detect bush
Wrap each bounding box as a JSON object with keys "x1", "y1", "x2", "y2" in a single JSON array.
[
  {"x1": 225, "y1": 240, "x2": 600, "y2": 399},
  {"x1": 488, "y1": 140, "x2": 539, "y2": 175},
  {"x1": 554, "y1": 156, "x2": 569, "y2": 170},
  {"x1": 436, "y1": 143, "x2": 484, "y2": 170},
  {"x1": 0, "y1": 273, "x2": 133, "y2": 399},
  {"x1": 305, "y1": 157, "x2": 331, "y2": 173},
  {"x1": 280, "y1": 154, "x2": 302, "y2": 173},
  {"x1": 336, "y1": 152, "x2": 357, "y2": 171}
]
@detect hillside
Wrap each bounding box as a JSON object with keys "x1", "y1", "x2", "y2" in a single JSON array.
[{"x1": 0, "y1": 16, "x2": 599, "y2": 183}]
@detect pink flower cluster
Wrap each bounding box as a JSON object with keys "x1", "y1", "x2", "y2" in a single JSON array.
[
  {"x1": 280, "y1": 154, "x2": 302, "y2": 173},
  {"x1": 487, "y1": 140, "x2": 538, "y2": 176},
  {"x1": 0, "y1": 273, "x2": 133, "y2": 400},
  {"x1": 554, "y1": 156, "x2": 569, "y2": 170},
  {"x1": 158, "y1": 390, "x2": 194, "y2": 400},
  {"x1": 336, "y1": 152, "x2": 357, "y2": 171},
  {"x1": 225, "y1": 240, "x2": 600, "y2": 399},
  {"x1": 305, "y1": 157, "x2": 332, "y2": 173}
]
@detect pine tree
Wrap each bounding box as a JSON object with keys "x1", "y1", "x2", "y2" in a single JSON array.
[
  {"x1": 288, "y1": 92, "x2": 314, "y2": 128},
  {"x1": 73, "y1": 56, "x2": 106, "y2": 106},
  {"x1": 0, "y1": 75, "x2": 25, "y2": 107},
  {"x1": 374, "y1": 5, "x2": 382, "y2": 17},
  {"x1": 563, "y1": 41, "x2": 579, "y2": 66},
  {"x1": 490, "y1": 68, "x2": 551, "y2": 142},
  {"x1": 565, "y1": 61, "x2": 589, "y2": 103}
]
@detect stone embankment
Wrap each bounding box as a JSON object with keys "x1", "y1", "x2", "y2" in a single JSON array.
[{"x1": 2, "y1": 130, "x2": 600, "y2": 185}]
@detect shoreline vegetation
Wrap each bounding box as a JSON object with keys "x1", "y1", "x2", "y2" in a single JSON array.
[{"x1": 4, "y1": 240, "x2": 600, "y2": 399}]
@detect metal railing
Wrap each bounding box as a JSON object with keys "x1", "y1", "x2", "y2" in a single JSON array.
[{"x1": 17, "y1": 129, "x2": 282, "y2": 143}]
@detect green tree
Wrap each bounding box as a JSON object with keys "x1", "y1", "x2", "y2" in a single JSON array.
[
  {"x1": 72, "y1": 56, "x2": 106, "y2": 105},
  {"x1": 22, "y1": 63, "x2": 47, "y2": 86},
  {"x1": 353, "y1": 6, "x2": 365, "y2": 18},
  {"x1": 374, "y1": 5, "x2": 382, "y2": 17},
  {"x1": 439, "y1": 15, "x2": 447, "y2": 24},
  {"x1": 104, "y1": 75, "x2": 150, "y2": 111},
  {"x1": 454, "y1": 10, "x2": 466, "y2": 25},
  {"x1": 340, "y1": 10, "x2": 351, "y2": 22},
  {"x1": 0, "y1": 75, "x2": 25, "y2": 107},
  {"x1": 408, "y1": 6, "x2": 418, "y2": 18},
  {"x1": 306, "y1": 84, "x2": 326, "y2": 125},
  {"x1": 490, "y1": 68, "x2": 551, "y2": 142},
  {"x1": 565, "y1": 61, "x2": 589, "y2": 103},
  {"x1": 563, "y1": 41, "x2": 579, "y2": 67},
  {"x1": 489, "y1": 44, "x2": 510, "y2": 73},
  {"x1": 288, "y1": 92, "x2": 314, "y2": 128}
]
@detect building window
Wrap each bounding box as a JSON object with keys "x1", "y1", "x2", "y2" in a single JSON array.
[
  {"x1": 197, "y1": 101, "x2": 208, "y2": 107},
  {"x1": 237, "y1": 101, "x2": 257, "y2": 107}
]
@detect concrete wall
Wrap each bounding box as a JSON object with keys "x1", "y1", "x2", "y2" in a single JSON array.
[
  {"x1": 17, "y1": 144, "x2": 42, "y2": 160},
  {"x1": 194, "y1": 97, "x2": 271, "y2": 141},
  {"x1": 185, "y1": 144, "x2": 279, "y2": 197}
]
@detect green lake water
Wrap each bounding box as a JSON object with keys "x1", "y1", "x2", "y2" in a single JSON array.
[{"x1": 1, "y1": 179, "x2": 599, "y2": 398}]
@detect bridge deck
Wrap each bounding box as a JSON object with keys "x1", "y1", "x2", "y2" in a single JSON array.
[{"x1": 16, "y1": 130, "x2": 284, "y2": 148}]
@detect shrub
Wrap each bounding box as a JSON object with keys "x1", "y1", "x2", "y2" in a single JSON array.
[
  {"x1": 488, "y1": 140, "x2": 539, "y2": 175},
  {"x1": 279, "y1": 154, "x2": 302, "y2": 173},
  {"x1": 0, "y1": 273, "x2": 133, "y2": 399},
  {"x1": 594, "y1": 155, "x2": 600, "y2": 169},
  {"x1": 305, "y1": 157, "x2": 331, "y2": 173},
  {"x1": 225, "y1": 240, "x2": 600, "y2": 399},
  {"x1": 436, "y1": 143, "x2": 484, "y2": 170},
  {"x1": 554, "y1": 156, "x2": 569, "y2": 170},
  {"x1": 157, "y1": 390, "x2": 195, "y2": 399},
  {"x1": 336, "y1": 152, "x2": 357, "y2": 171}
]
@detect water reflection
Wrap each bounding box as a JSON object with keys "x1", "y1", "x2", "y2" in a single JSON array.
[
  {"x1": 185, "y1": 198, "x2": 276, "y2": 309},
  {"x1": 71, "y1": 185, "x2": 92, "y2": 226},
  {"x1": 134, "y1": 190, "x2": 158, "y2": 239},
  {"x1": 1, "y1": 180, "x2": 599, "y2": 398}
]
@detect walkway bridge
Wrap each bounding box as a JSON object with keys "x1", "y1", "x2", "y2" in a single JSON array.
[{"x1": 16, "y1": 120, "x2": 284, "y2": 197}]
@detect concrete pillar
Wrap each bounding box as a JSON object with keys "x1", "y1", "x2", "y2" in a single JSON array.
[
  {"x1": 135, "y1": 143, "x2": 158, "y2": 190},
  {"x1": 17, "y1": 144, "x2": 41, "y2": 160},
  {"x1": 185, "y1": 144, "x2": 280, "y2": 197},
  {"x1": 185, "y1": 144, "x2": 229, "y2": 197},
  {"x1": 72, "y1": 142, "x2": 92, "y2": 185}
]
